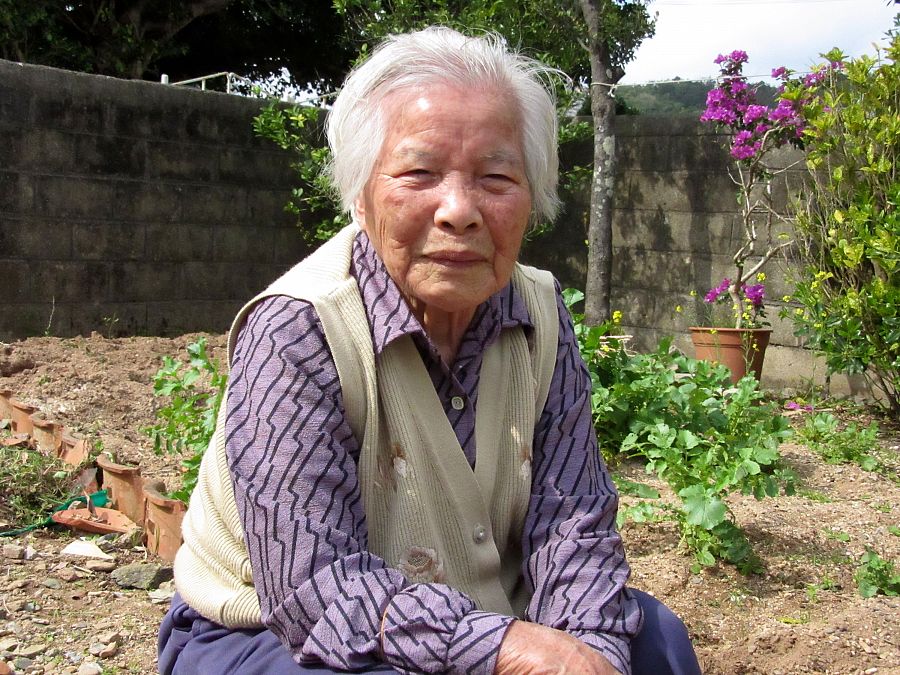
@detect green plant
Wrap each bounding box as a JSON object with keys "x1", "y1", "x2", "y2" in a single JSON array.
[
  {"x1": 144, "y1": 337, "x2": 226, "y2": 503},
  {"x1": 889, "y1": 525, "x2": 900, "y2": 537},
  {"x1": 782, "y1": 26, "x2": 900, "y2": 415},
  {"x1": 797, "y1": 411, "x2": 880, "y2": 471},
  {"x1": 252, "y1": 103, "x2": 349, "y2": 245},
  {"x1": 854, "y1": 547, "x2": 900, "y2": 598},
  {"x1": 0, "y1": 440, "x2": 73, "y2": 527},
  {"x1": 565, "y1": 288, "x2": 795, "y2": 572}
]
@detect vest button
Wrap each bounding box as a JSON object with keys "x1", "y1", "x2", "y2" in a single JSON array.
[
  {"x1": 473, "y1": 524, "x2": 487, "y2": 544},
  {"x1": 450, "y1": 396, "x2": 465, "y2": 411}
]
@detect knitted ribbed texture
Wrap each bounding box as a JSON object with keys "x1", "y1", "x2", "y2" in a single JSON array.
[{"x1": 174, "y1": 223, "x2": 558, "y2": 628}]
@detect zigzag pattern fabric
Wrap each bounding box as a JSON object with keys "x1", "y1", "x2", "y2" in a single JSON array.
[{"x1": 223, "y1": 232, "x2": 642, "y2": 674}]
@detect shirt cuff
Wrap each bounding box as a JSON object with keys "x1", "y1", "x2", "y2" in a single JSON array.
[
  {"x1": 380, "y1": 584, "x2": 512, "y2": 674},
  {"x1": 571, "y1": 630, "x2": 632, "y2": 675}
]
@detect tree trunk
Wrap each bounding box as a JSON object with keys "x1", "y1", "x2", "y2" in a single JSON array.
[{"x1": 579, "y1": 0, "x2": 621, "y2": 324}]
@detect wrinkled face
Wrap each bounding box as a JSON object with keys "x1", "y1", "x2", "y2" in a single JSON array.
[{"x1": 355, "y1": 82, "x2": 532, "y2": 317}]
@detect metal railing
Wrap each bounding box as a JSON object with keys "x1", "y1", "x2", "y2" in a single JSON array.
[{"x1": 161, "y1": 71, "x2": 253, "y2": 94}]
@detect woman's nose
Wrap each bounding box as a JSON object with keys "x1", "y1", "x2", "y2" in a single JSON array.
[{"x1": 434, "y1": 179, "x2": 482, "y2": 233}]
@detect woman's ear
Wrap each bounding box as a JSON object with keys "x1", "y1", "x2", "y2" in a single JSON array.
[{"x1": 353, "y1": 197, "x2": 367, "y2": 230}]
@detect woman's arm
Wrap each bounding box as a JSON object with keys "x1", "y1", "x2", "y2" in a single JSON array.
[
  {"x1": 519, "y1": 286, "x2": 644, "y2": 675},
  {"x1": 226, "y1": 295, "x2": 513, "y2": 673}
]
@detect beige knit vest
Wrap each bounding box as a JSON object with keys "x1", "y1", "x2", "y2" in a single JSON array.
[{"x1": 174, "y1": 224, "x2": 559, "y2": 627}]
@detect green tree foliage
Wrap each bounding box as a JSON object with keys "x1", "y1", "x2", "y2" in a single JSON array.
[
  {"x1": 783, "y1": 25, "x2": 900, "y2": 415},
  {"x1": 0, "y1": 0, "x2": 354, "y2": 87},
  {"x1": 617, "y1": 79, "x2": 778, "y2": 116}
]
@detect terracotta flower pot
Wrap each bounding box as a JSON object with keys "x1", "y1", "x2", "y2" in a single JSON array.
[
  {"x1": 143, "y1": 481, "x2": 187, "y2": 563},
  {"x1": 31, "y1": 417, "x2": 63, "y2": 456},
  {"x1": 97, "y1": 454, "x2": 145, "y2": 526},
  {"x1": 689, "y1": 327, "x2": 772, "y2": 385},
  {"x1": 59, "y1": 433, "x2": 91, "y2": 466},
  {"x1": 0, "y1": 389, "x2": 13, "y2": 421},
  {"x1": 9, "y1": 399, "x2": 36, "y2": 436}
]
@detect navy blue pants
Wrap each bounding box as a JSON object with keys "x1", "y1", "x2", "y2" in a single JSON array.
[{"x1": 159, "y1": 590, "x2": 701, "y2": 674}]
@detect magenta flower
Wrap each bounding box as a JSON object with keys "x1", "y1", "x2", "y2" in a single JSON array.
[
  {"x1": 743, "y1": 105, "x2": 768, "y2": 124},
  {"x1": 744, "y1": 283, "x2": 765, "y2": 307},
  {"x1": 705, "y1": 278, "x2": 731, "y2": 303},
  {"x1": 771, "y1": 66, "x2": 787, "y2": 79}
]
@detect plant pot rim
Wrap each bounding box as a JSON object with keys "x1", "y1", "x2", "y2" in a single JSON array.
[{"x1": 689, "y1": 326, "x2": 772, "y2": 333}]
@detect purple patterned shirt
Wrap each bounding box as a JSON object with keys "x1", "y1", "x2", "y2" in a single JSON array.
[{"x1": 225, "y1": 232, "x2": 642, "y2": 674}]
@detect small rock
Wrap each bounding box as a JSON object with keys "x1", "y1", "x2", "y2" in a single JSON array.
[
  {"x1": 6, "y1": 600, "x2": 26, "y2": 613},
  {"x1": 24, "y1": 547, "x2": 38, "y2": 561},
  {"x1": 63, "y1": 650, "x2": 82, "y2": 664},
  {"x1": 21, "y1": 602, "x2": 38, "y2": 613},
  {"x1": 97, "y1": 643, "x2": 117, "y2": 659},
  {"x1": 40, "y1": 578, "x2": 62, "y2": 590},
  {"x1": 110, "y1": 562, "x2": 172, "y2": 590},
  {"x1": 76, "y1": 664, "x2": 102, "y2": 675},
  {"x1": 1, "y1": 546, "x2": 24, "y2": 560},
  {"x1": 8, "y1": 580, "x2": 29, "y2": 590},
  {"x1": 30, "y1": 619, "x2": 48, "y2": 626},
  {"x1": 0, "y1": 660, "x2": 11, "y2": 674},
  {"x1": 12, "y1": 656, "x2": 32, "y2": 670},
  {"x1": 18, "y1": 644, "x2": 44, "y2": 658},
  {"x1": 83, "y1": 560, "x2": 116, "y2": 573},
  {"x1": 113, "y1": 529, "x2": 143, "y2": 549},
  {"x1": 88, "y1": 643, "x2": 105, "y2": 657},
  {"x1": 94, "y1": 631, "x2": 120, "y2": 646},
  {"x1": 54, "y1": 568, "x2": 79, "y2": 583},
  {"x1": 149, "y1": 580, "x2": 176, "y2": 604},
  {"x1": 0, "y1": 637, "x2": 18, "y2": 652}
]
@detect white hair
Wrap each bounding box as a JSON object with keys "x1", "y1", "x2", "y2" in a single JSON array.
[{"x1": 326, "y1": 26, "x2": 561, "y2": 224}]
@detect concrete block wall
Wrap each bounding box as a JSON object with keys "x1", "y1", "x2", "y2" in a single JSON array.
[
  {"x1": 0, "y1": 62, "x2": 871, "y2": 397},
  {"x1": 0, "y1": 59, "x2": 310, "y2": 339},
  {"x1": 522, "y1": 115, "x2": 869, "y2": 396}
]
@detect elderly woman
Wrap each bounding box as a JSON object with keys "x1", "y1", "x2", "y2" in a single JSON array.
[{"x1": 158, "y1": 27, "x2": 700, "y2": 675}]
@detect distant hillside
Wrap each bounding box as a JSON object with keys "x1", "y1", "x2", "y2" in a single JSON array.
[{"x1": 616, "y1": 78, "x2": 778, "y2": 116}]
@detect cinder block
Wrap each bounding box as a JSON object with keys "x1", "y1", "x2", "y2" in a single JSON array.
[
  {"x1": 212, "y1": 225, "x2": 274, "y2": 263},
  {"x1": 145, "y1": 223, "x2": 213, "y2": 262},
  {"x1": 0, "y1": 217, "x2": 72, "y2": 259},
  {"x1": 146, "y1": 300, "x2": 236, "y2": 335},
  {"x1": 0, "y1": 171, "x2": 34, "y2": 214},
  {"x1": 245, "y1": 188, "x2": 296, "y2": 228},
  {"x1": 33, "y1": 175, "x2": 119, "y2": 219},
  {"x1": 69, "y1": 301, "x2": 147, "y2": 336},
  {"x1": 76, "y1": 135, "x2": 147, "y2": 178},
  {"x1": 144, "y1": 140, "x2": 215, "y2": 182},
  {"x1": 0, "y1": 302, "x2": 72, "y2": 340},
  {"x1": 0, "y1": 260, "x2": 32, "y2": 301},
  {"x1": 108, "y1": 261, "x2": 182, "y2": 302},
  {"x1": 181, "y1": 184, "x2": 247, "y2": 226},
  {"x1": 270, "y1": 227, "x2": 313, "y2": 265},
  {"x1": 218, "y1": 147, "x2": 294, "y2": 188},
  {"x1": 73, "y1": 222, "x2": 145, "y2": 260},
  {"x1": 115, "y1": 182, "x2": 183, "y2": 223},
  {"x1": 28, "y1": 260, "x2": 110, "y2": 303}
]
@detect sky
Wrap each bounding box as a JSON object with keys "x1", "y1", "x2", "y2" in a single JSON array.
[{"x1": 620, "y1": 0, "x2": 899, "y2": 84}]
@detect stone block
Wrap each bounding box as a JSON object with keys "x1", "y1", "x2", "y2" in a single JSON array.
[
  {"x1": 108, "y1": 261, "x2": 182, "y2": 302},
  {"x1": 0, "y1": 217, "x2": 71, "y2": 259},
  {"x1": 212, "y1": 225, "x2": 273, "y2": 263},
  {"x1": 218, "y1": 147, "x2": 294, "y2": 188},
  {"x1": 0, "y1": 79, "x2": 32, "y2": 125},
  {"x1": 181, "y1": 184, "x2": 247, "y2": 226},
  {"x1": 0, "y1": 171, "x2": 34, "y2": 214},
  {"x1": 613, "y1": 210, "x2": 734, "y2": 255},
  {"x1": 246, "y1": 188, "x2": 296, "y2": 228},
  {"x1": 145, "y1": 300, "x2": 236, "y2": 335},
  {"x1": 69, "y1": 301, "x2": 147, "y2": 337},
  {"x1": 29, "y1": 260, "x2": 110, "y2": 303},
  {"x1": 0, "y1": 302, "x2": 72, "y2": 341},
  {"x1": 270, "y1": 227, "x2": 313, "y2": 265},
  {"x1": 73, "y1": 222, "x2": 145, "y2": 260},
  {"x1": 0, "y1": 260, "x2": 32, "y2": 301},
  {"x1": 145, "y1": 223, "x2": 213, "y2": 262},
  {"x1": 75, "y1": 135, "x2": 146, "y2": 178},
  {"x1": 115, "y1": 182, "x2": 184, "y2": 223},
  {"x1": 31, "y1": 91, "x2": 104, "y2": 134},
  {"x1": 33, "y1": 176, "x2": 119, "y2": 219},
  {"x1": 179, "y1": 262, "x2": 258, "y2": 301},
  {"x1": 616, "y1": 170, "x2": 737, "y2": 214},
  {"x1": 144, "y1": 140, "x2": 216, "y2": 182}
]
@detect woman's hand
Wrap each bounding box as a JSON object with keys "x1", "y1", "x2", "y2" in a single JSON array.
[{"x1": 495, "y1": 620, "x2": 620, "y2": 675}]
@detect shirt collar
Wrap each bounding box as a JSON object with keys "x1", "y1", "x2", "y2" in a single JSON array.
[{"x1": 350, "y1": 231, "x2": 533, "y2": 357}]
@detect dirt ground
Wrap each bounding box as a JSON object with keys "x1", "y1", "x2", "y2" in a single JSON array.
[{"x1": 1, "y1": 333, "x2": 898, "y2": 675}]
